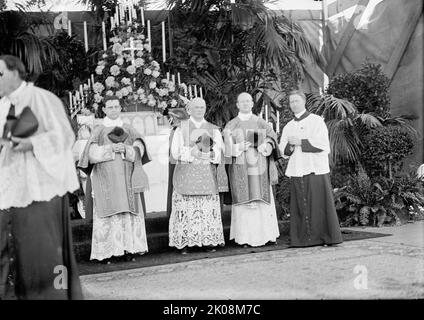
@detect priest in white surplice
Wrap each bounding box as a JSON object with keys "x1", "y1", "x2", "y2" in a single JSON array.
[
  {"x1": 223, "y1": 92, "x2": 280, "y2": 247},
  {"x1": 78, "y1": 96, "x2": 151, "y2": 263},
  {"x1": 169, "y1": 98, "x2": 225, "y2": 254},
  {"x1": 0, "y1": 55, "x2": 82, "y2": 299},
  {"x1": 279, "y1": 90, "x2": 342, "y2": 247}
]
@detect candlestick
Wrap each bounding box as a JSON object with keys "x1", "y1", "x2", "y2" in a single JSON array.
[
  {"x1": 194, "y1": 85, "x2": 198, "y2": 97},
  {"x1": 102, "y1": 21, "x2": 107, "y2": 51},
  {"x1": 128, "y1": 4, "x2": 132, "y2": 24},
  {"x1": 131, "y1": 0, "x2": 137, "y2": 21},
  {"x1": 161, "y1": 21, "x2": 166, "y2": 62},
  {"x1": 147, "y1": 20, "x2": 151, "y2": 52},
  {"x1": 276, "y1": 111, "x2": 280, "y2": 133},
  {"x1": 83, "y1": 21, "x2": 88, "y2": 52},
  {"x1": 141, "y1": 7, "x2": 145, "y2": 26},
  {"x1": 115, "y1": 6, "x2": 120, "y2": 26},
  {"x1": 68, "y1": 19, "x2": 72, "y2": 36},
  {"x1": 69, "y1": 92, "x2": 73, "y2": 110},
  {"x1": 177, "y1": 72, "x2": 181, "y2": 85},
  {"x1": 133, "y1": 3, "x2": 137, "y2": 20},
  {"x1": 265, "y1": 104, "x2": 268, "y2": 122}
]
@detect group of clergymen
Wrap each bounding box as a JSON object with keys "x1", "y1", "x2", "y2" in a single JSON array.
[
  {"x1": 0, "y1": 54, "x2": 342, "y2": 300},
  {"x1": 72, "y1": 90, "x2": 343, "y2": 264}
]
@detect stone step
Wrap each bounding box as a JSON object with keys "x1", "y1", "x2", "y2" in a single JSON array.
[{"x1": 71, "y1": 210, "x2": 289, "y2": 261}]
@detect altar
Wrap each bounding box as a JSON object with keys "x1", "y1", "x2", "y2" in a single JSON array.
[{"x1": 77, "y1": 111, "x2": 171, "y2": 214}]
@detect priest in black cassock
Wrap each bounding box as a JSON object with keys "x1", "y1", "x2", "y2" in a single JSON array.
[
  {"x1": 279, "y1": 90, "x2": 342, "y2": 247},
  {"x1": 0, "y1": 55, "x2": 82, "y2": 299}
]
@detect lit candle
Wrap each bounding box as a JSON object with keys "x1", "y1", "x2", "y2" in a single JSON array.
[
  {"x1": 115, "y1": 6, "x2": 120, "y2": 26},
  {"x1": 166, "y1": 72, "x2": 170, "y2": 81},
  {"x1": 68, "y1": 19, "x2": 72, "y2": 36},
  {"x1": 161, "y1": 21, "x2": 166, "y2": 62},
  {"x1": 276, "y1": 111, "x2": 280, "y2": 133},
  {"x1": 183, "y1": 85, "x2": 187, "y2": 97},
  {"x1": 188, "y1": 85, "x2": 192, "y2": 99},
  {"x1": 69, "y1": 92, "x2": 73, "y2": 110},
  {"x1": 200, "y1": 87, "x2": 203, "y2": 99},
  {"x1": 102, "y1": 21, "x2": 107, "y2": 51},
  {"x1": 110, "y1": 16, "x2": 114, "y2": 29},
  {"x1": 194, "y1": 84, "x2": 198, "y2": 97},
  {"x1": 79, "y1": 84, "x2": 84, "y2": 98},
  {"x1": 259, "y1": 108, "x2": 263, "y2": 119},
  {"x1": 83, "y1": 21, "x2": 88, "y2": 52},
  {"x1": 177, "y1": 72, "x2": 181, "y2": 85},
  {"x1": 133, "y1": 2, "x2": 137, "y2": 20},
  {"x1": 147, "y1": 20, "x2": 151, "y2": 52},
  {"x1": 265, "y1": 104, "x2": 268, "y2": 122},
  {"x1": 128, "y1": 4, "x2": 132, "y2": 24},
  {"x1": 130, "y1": 37, "x2": 135, "y2": 65},
  {"x1": 172, "y1": 74, "x2": 175, "y2": 84},
  {"x1": 141, "y1": 7, "x2": 145, "y2": 26},
  {"x1": 87, "y1": 78, "x2": 91, "y2": 89},
  {"x1": 91, "y1": 74, "x2": 95, "y2": 86}
]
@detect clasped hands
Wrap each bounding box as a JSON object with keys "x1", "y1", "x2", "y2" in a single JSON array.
[
  {"x1": 190, "y1": 147, "x2": 214, "y2": 161},
  {"x1": 0, "y1": 137, "x2": 33, "y2": 152},
  {"x1": 287, "y1": 136, "x2": 301, "y2": 146},
  {"x1": 238, "y1": 141, "x2": 272, "y2": 156},
  {"x1": 112, "y1": 143, "x2": 126, "y2": 154}
]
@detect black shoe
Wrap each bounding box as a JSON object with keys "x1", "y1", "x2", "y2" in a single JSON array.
[
  {"x1": 101, "y1": 258, "x2": 112, "y2": 265},
  {"x1": 205, "y1": 246, "x2": 217, "y2": 253},
  {"x1": 125, "y1": 254, "x2": 136, "y2": 262},
  {"x1": 180, "y1": 247, "x2": 189, "y2": 255}
]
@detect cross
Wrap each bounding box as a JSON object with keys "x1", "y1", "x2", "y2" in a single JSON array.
[{"x1": 122, "y1": 37, "x2": 139, "y2": 65}]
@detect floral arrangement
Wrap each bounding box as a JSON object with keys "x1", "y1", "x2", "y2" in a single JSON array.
[{"x1": 86, "y1": 23, "x2": 188, "y2": 117}]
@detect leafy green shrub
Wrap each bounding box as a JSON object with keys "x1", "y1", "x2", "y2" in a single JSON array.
[
  {"x1": 327, "y1": 62, "x2": 391, "y2": 117},
  {"x1": 335, "y1": 168, "x2": 424, "y2": 227},
  {"x1": 361, "y1": 126, "x2": 414, "y2": 178}
]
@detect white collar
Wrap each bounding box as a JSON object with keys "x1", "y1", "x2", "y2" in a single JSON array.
[
  {"x1": 7, "y1": 81, "x2": 27, "y2": 105},
  {"x1": 294, "y1": 109, "x2": 307, "y2": 119},
  {"x1": 103, "y1": 116, "x2": 124, "y2": 127},
  {"x1": 238, "y1": 112, "x2": 253, "y2": 121},
  {"x1": 189, "y1": 116, "x2": 206, "y2": 128}
]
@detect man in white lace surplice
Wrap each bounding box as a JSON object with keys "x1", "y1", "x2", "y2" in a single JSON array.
[
  {"x1": 78, "y1": 96, "x2": 151, "y2": 263},
  {"x1": 0, "y1": 55, "x2": 82, "y2": 299},
  {"x1": 168, "y1": 98, "x2": 225, "y2": 254}
]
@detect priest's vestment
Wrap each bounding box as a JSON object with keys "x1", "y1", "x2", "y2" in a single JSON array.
[
  {"x1": 78, "y1": 117, "x2": 151, "y2": 260},
  {"x1": 224, "y1": 113, "x2": 280, "y2": 246},
  {"x1": 279, "y1": 111, "x2": 343, "y2": 247},
  {"x1": 168, "y1": 118, "x2": 225, "y2": 249},
  {"x1": 0, "y1": 81, "x2": 82, "y2": 300}
]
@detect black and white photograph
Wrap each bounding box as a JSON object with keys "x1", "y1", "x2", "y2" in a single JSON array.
[{"x1": 0, "y1": 0, "x2": 423, "y2": 306}]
